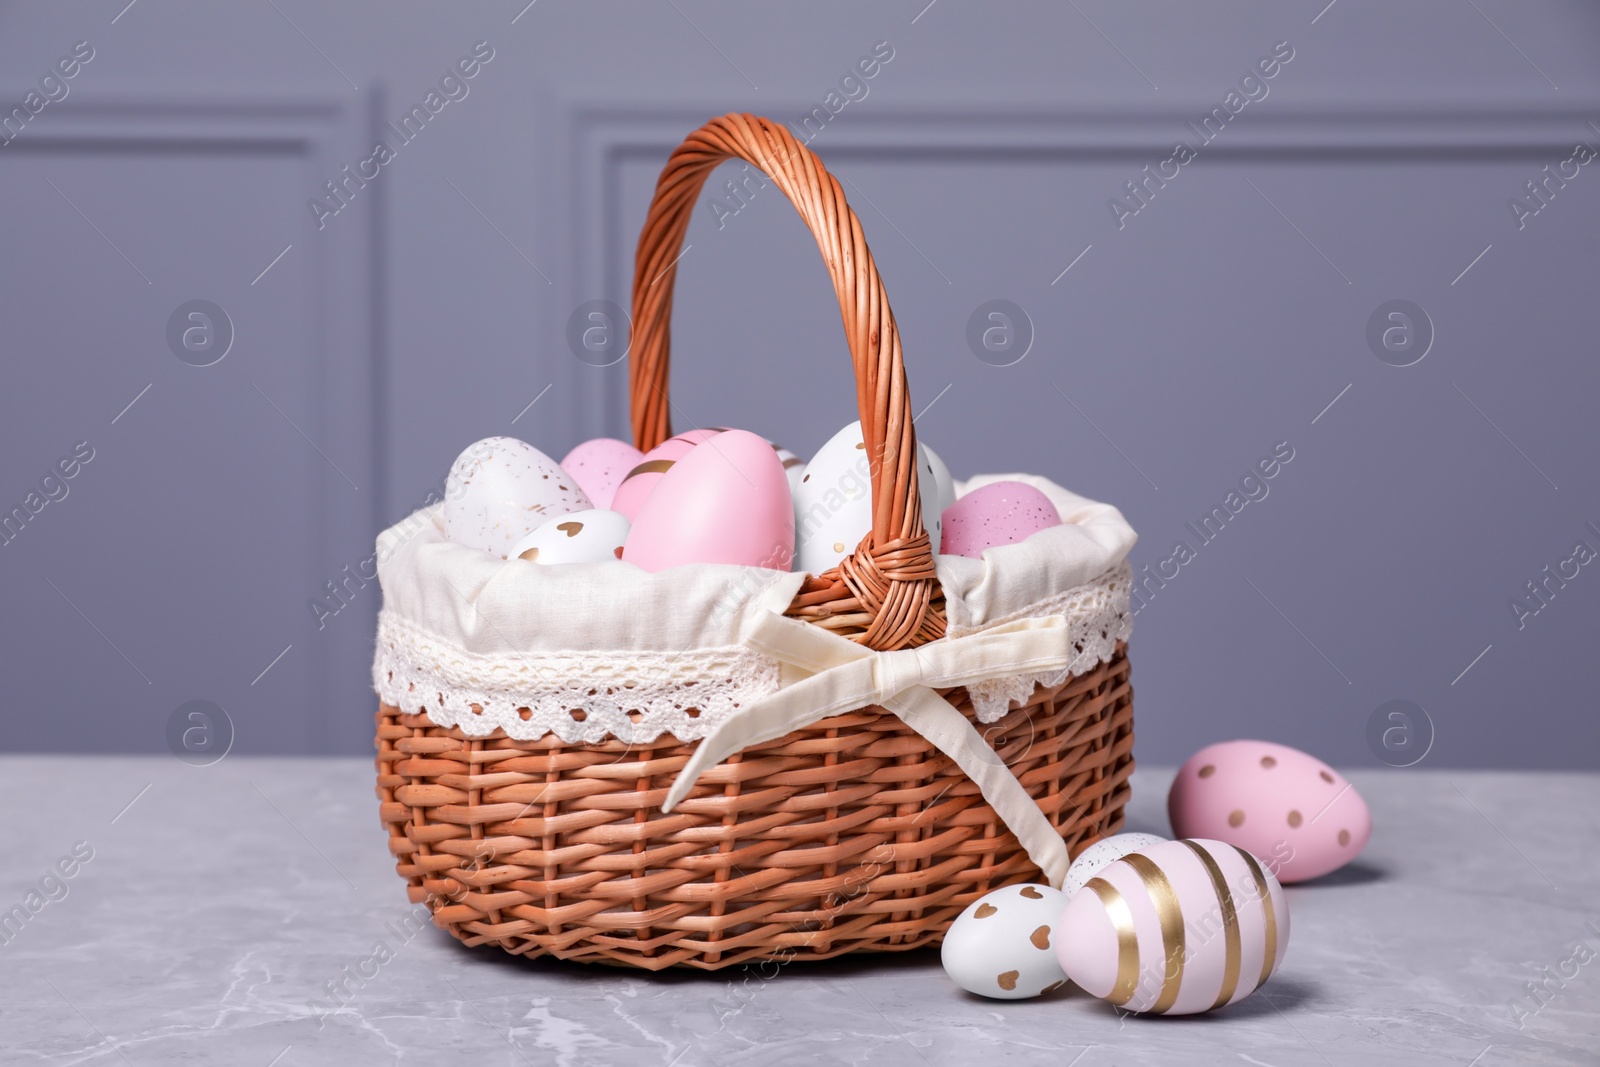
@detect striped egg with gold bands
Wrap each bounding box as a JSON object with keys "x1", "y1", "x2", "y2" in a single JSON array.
[{"x1": 1059, "y1": 838, "x2": 1290, "y2": 1015}]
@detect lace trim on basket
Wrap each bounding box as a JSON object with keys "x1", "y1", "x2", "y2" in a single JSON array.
[
  {"x1": 957, "y1": 563, "x2": 1133, "y2": 723},
  {"x1": 373, "y1": 611, "x2": 783, "y2": 744},
  {"x1": 373, "y1": 564, "x2": 1132, "y2": 743}
]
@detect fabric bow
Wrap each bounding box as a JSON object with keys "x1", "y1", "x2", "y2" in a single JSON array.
[{"x1": 662, "y1": 610, "x2": 1079, "y2": 887}]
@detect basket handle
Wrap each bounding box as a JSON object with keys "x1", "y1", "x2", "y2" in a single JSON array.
[{"x1": 630, "y1": 113, "x2": 943, "y2": 650}]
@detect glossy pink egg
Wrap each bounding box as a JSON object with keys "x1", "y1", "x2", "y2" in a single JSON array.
[
  {"x1": 622, "y1": 429, "x2": 794, "y2": 572},
  {"x1": 610, "y1": 439, "x2": 697, "y2": 521},
  {"x1": 560, "y1": 438, "x2": 644, "y2": 510},
  {"x1": 610, "y1": 429, "x2": 740, "y2": 520},
  {"x1": 1168, "y1": 740, "x2": 1371, "y2": 884},
  {"x1": 939, "y1": 481, "x2": 1062, "y2": 558}
]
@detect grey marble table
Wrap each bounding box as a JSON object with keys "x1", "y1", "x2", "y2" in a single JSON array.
[{"x1": 0, "y1": 757, "x2": 1595, "y2": 1066}]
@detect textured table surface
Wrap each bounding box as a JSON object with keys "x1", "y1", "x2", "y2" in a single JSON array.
[{"x1": 0, "y1": 756, "x2": 1595, "y2": 1066}]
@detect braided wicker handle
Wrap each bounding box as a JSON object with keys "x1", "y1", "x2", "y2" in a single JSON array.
[{"x1": 630, "y1": 113, "x2": 943, "y2": 650}]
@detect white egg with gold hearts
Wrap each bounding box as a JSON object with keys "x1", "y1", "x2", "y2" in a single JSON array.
[
  {"x1": 509, "y1": 509, "x2": 630, "y2": 565},
  {"x1": 1057, "y1": 838, "x2": 1289, "y2": 1015},
  {"x1": 940, "y1": 883, "x2": 1068, "y2": 1000}
]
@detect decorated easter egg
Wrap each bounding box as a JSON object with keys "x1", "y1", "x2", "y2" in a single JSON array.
[
  {"x1": 792, "y1": 421, "x2": 950, "y2": 574},
  {"x1": 1064, "y1": 833, "x2": 1169, "y2": 900},
  {"x1": 622, "y1": 430, "x2": 794, "y2": 572},
  {"x1": 1057, "y1": 839, "x2": 1289, "y2": 1015},
  {"x1": 609, "y1": 437, "x2": 699, "y2": 521},
  {"x1": 509, "y1": 509, "x2": 630, "y2": 565},
  {"x1": 940, "y1": 481, "x2": 1061, "y2": 559},
  {"x1": 920, "y1": 443, "x2": 956, "y2": 550},
  {"x1": 1168, "y1": 740, "x2": 1371, "y2": 884},
  {"x1": 792, "y1": 421, "x2": 872, "y2": 573},
  {"x1": 443, "y1": 437, "x2": 592, "y2": 559},
  {"x1": 941, "y1": 883, "x2": 1069, "y2": 1000},
  {"x1": 560, "y1": 438, "x2": 644, "y2": 510}
]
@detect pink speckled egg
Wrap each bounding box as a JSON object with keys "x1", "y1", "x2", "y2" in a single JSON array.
[
  {"x1": 622, "y1": 430, "x2": 794, "y2": 572},
  {"x1": 609, "y1": 429, "x2": 721, "y2": 521},
  {"x1": 1168, "y1": 740, "x2": 1371, "y2": 884},
  {"x1": 1057, "y1": 838, "x2": 1290, "y2": 1015},
  {"x1": 560, "y1": 438, "x2": 644, "y2": 510},
  {"x1": 939, "y1": 480, "x2": 1061, "y2": 559}
]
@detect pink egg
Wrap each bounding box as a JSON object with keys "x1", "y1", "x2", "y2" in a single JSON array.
[
  {"x1": 1057, "y1": 838, "x2": 1290, "y2": 1015},
  {"x1": 939, "y1": 481, "x2": 1062, "y2": 558},
  {"x1": 1168, "y1": 740, "x2": 1371, "y2": 884},
  {"x1": 610, "y1": 429, "x2": 740, "y2": 520},
  {"x1": 560, "y1": 438, "x2": 644, "y2": 510},
  {"x1": 622, "y1": 430, "x2": 794, "y2": 572},
  {"x1": 610, "y1": 439, "x2": 697, "y2": 521}
]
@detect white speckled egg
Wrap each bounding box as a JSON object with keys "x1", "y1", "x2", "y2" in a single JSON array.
[
  {"x1": 508, "y1": 508, "x2": 630, "y2": 565},
  {"x1": 792, "y1": 421, "x2": 950, "y2": 574},
  {"x1": 1064, "y1": 833, "x2": 1169, "y2": 900},
  {"x1": 1057, "y1": 838, "x2": 1290, "y2": 1015},
  {"x1": 443, "y1": 437, "x2": 592, "y2": 558},
  {"x1": 940, "y1": 883, "x2": 1069, "y2": 1000}
]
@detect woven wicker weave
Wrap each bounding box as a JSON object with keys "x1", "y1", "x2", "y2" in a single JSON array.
[{"x1": 374, "y1": 113, "x2": 1134, "y2": 970}]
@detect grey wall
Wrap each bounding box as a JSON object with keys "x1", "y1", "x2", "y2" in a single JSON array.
[{"x1": 2, "y1": 1, "x2": 1597, "y2": 769}]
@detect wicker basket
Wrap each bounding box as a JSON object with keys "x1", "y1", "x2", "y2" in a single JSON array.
[{"x1": 374, "y1": 113, "x2": 1134, "y2": 971}]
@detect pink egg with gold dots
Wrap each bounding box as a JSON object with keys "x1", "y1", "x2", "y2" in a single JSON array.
[
  {"x1": 1168, "y1": 740, "x2": 1371, "y2": 884},
  {"x1": 939, "y1": 481, "x2": 1061, "y2": 559}
]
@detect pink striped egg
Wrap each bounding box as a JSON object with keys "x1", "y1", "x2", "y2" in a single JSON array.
[
  {"x1": 1057, "y1": 838, "x2": 1290, "y2": 1015},
  {"x1": 609, "y1": 429, "x2": 722, "y2": 521}
]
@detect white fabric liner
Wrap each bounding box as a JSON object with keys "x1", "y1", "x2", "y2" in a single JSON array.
[{"x1": 371, "y1": 474, "x2": 1136, "y2": 746}]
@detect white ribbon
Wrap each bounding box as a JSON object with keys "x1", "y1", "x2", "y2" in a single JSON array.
[{"x1": 661, "y1": 611, "x2": 1079, "y2": 887}]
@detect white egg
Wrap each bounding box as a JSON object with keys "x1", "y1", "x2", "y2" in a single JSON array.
[
  {"x1": 792, "y1": 422, "x2": 873, "y2": 574},
  {"x1": 919, "y1": 442, "x2": 955, "y2": 552},
  {"x1": 941, "y1": 883, "x2": 1069, "y2": 1000},
  {"x1": 443, "y1": 437, "x2": 592, "y2": 559},
  {"x1": 1064, "y1": 833, "x2": 1170, "y2": 900},
  {"x1": 792, "y1": 421, "x2": 951, "y2": 574},
  {"x1": 509, "y1": 508, "x2": 630, "y2": 565}
]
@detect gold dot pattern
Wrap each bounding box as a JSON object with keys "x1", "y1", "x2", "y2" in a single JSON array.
[
  {"x1": 1338, "y1": 829, "x2": 1351, "y2": 847},
  {"x1": 1260, "y1": 755, "x2": 1277, "y2": 769},
  {"x1": 1228, "y1": 810, "x2": 1246, "y2": 828},
  {"x1": 1198, "y1": 765, "x2": 1216, "y2": 778},
  {"x1": 1287, "y1": 810, "x2": 1303, "y2": 828},
  {"x1": 1320, "y1": 770, "x2": 1335, "y2": 784}
]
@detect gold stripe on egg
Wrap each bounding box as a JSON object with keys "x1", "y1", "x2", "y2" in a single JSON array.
[
  {"x1": 1233, "y1": 846, "x2": 1279, "y2": 987},
  {"x1": 1084, "y1": 877, "x2": 1140, "y2": 1006},
  {"x1": 1178, "y1": 839, "x2": 1242, "y2": 1010},
  {"x1": 625, "y1": 459, "x2": 676, "y2": 478},
  {"x1": 1123, "y1": 853, "x2": 1186, "y2": 1014}
]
